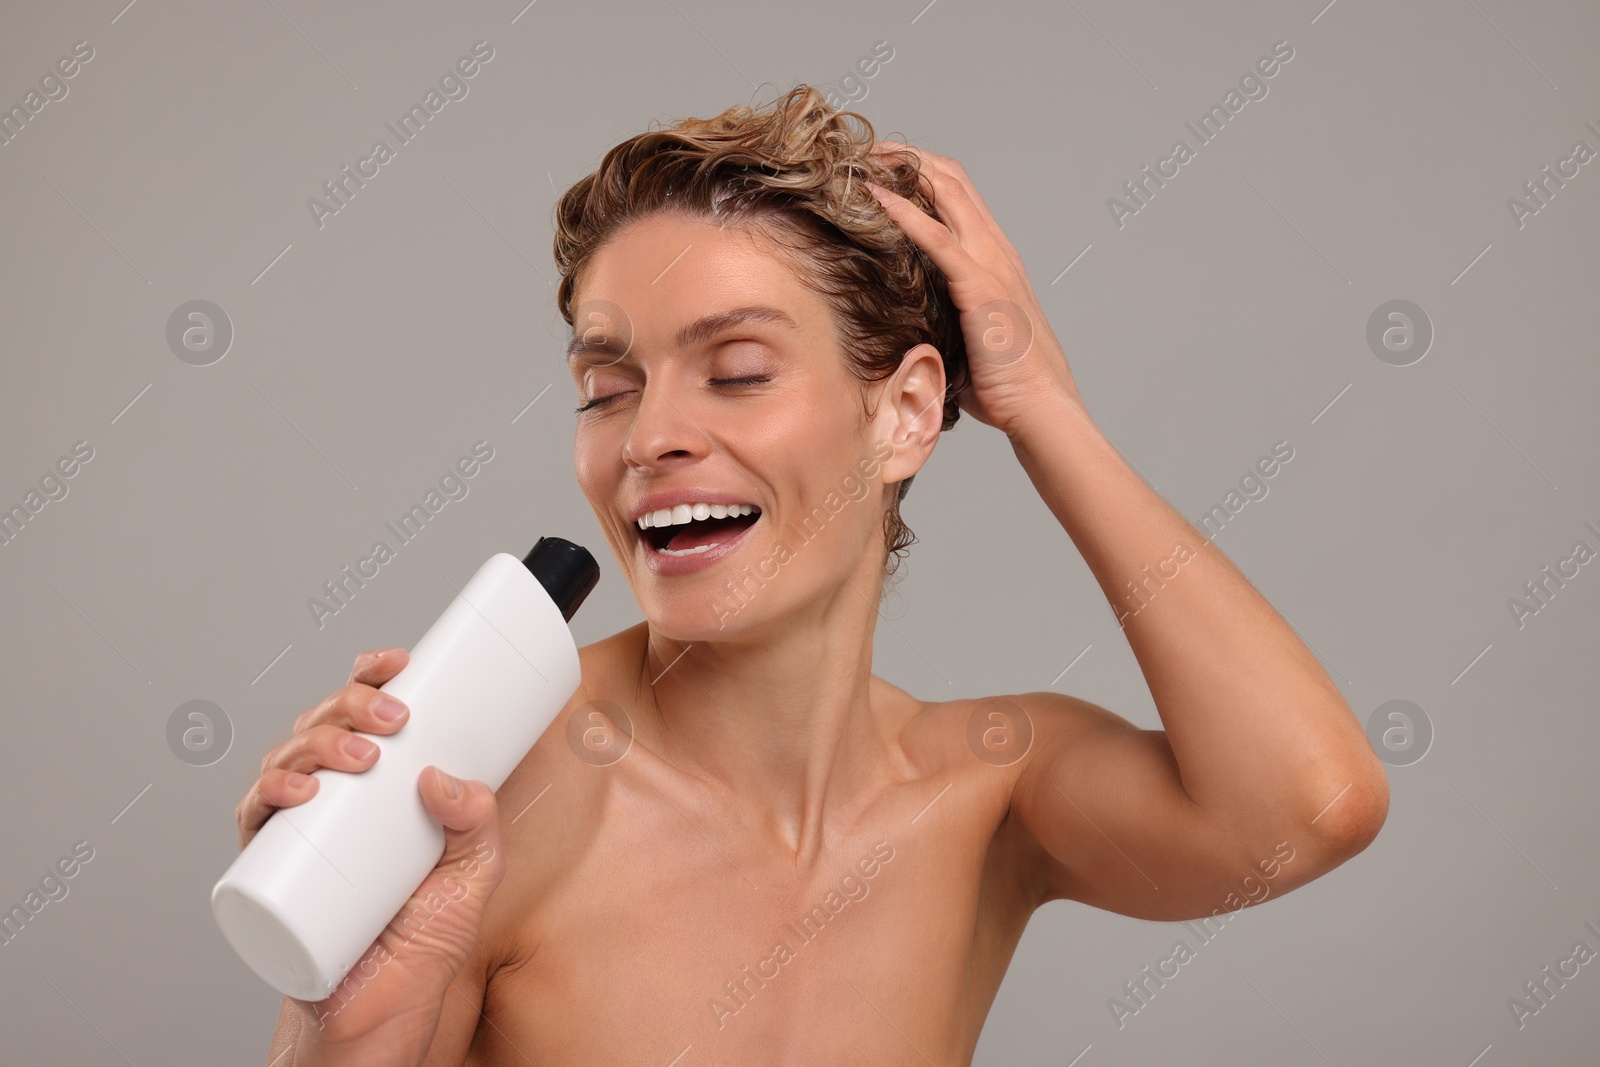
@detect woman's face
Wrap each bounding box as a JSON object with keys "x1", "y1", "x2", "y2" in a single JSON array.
[{"x1": 567, "y1": 212, "x2": 921, "y2": 641}]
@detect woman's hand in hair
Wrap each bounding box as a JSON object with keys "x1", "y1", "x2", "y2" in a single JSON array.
[{"x1": 863, "y1": 142, "x2": 1086, "y2": 440}]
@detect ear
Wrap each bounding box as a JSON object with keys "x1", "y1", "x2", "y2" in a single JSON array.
[{"x1": 873, "y1": 343, "x2": 946, "y2": 486}]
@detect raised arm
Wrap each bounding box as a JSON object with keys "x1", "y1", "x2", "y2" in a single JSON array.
[
  {"x1": 863, "y1": 143, "x2": 1387, "y2": 920},
  {"x1": 1001, "y1": 405, "x2": 1386, "y2": 918}
]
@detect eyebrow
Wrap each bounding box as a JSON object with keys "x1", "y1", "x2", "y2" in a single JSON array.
[{"x1": 566, "y1": 304, "x2": 800, "y2": 363}]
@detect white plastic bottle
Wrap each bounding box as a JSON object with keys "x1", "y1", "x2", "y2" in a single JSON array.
[{"x1": 211, "y1": 537, "x2": 599, "y2": 1002}]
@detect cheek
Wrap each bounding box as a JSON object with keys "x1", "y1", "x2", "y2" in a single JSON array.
[
  {"x1": 573, "y1": 422, "x2": 619, "y2": 480},
  {"x1": 572, "y1": 438, "x2": 598, "y2": 501},
  {"x1": 572, "y1": 429, "x2": 625, "y2": 527}
]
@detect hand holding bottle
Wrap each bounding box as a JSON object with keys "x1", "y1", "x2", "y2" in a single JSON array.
[
  {"x1": 217, "y1": 539, "x2": 596, "y2": 1064},
  {"x1": 237, "y1": 649, "x2": 508, "y2": 1064}
]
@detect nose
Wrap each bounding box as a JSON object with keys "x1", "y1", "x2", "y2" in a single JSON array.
[{"x1": 622, "y1": 378, "x2": 709, "y2": 470}]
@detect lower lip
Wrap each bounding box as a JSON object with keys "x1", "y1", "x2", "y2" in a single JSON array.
[{"x1": 639, "y1": 516, "x2": 760, "y2": 576}]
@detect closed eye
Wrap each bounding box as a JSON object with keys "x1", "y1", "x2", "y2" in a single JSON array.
[{"x1": 575, "y1": 376, "x2": 773, "y2": 414}]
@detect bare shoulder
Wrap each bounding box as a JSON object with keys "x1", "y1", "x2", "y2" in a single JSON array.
[
  {"x1": 889, "y1": 684, "x2": 1143, "y2": 829},
  {"x1": 893, "y1": 683, "x2": 1129, "y2": 783},
  {"x1": 891, "y1": 685, "x2": 1143, "y2": 902}
]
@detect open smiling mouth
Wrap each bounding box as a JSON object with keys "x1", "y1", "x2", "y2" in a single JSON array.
[{"x1": 636, "y1": 503, "x2": 762, "y2": 557}]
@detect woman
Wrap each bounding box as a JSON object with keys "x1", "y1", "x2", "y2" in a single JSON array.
[{"x1": 242, "y1": 84, "x2": 1388, "y2": 1065}]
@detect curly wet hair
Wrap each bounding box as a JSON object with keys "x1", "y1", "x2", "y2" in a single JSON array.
[{"x1": 552, "y1": 83, "x2": 969, "y2": 581}]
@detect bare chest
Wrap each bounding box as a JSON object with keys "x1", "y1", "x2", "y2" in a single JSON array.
[{"x1": 473, "y1": 773, "x2": 1036, "y2": 1065}]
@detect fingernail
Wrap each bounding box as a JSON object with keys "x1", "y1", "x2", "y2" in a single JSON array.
[
  {"x1": 287, "y1": 772, "x2": 312, "y2": 789},
  {"x1": 438, "y1": 769, "x2": 463, "y2": 799},
  {"x1": 344, "y1": 735, "x2": 378, "y2": 760},
  {"x1": 374, "y1": 695, "x2": 408, "y2": 722}
]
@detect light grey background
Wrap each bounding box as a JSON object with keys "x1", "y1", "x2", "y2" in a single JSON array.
[{"x1": 2, "y1": 0, "x2": 1596, "y2": 1063}]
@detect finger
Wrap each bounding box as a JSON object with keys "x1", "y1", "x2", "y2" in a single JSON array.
[
  {"x1": 239, "y1": 719, "x2": 391, "y2": 848},
  {"x1": 348, "y1": 647, "x2": 408, "y2": 687},
  {"x1": 865, "y1": 180, "x2": 1007, "y2": 308},
  {"x1": 867, "y1": 139, "x2": 934, "y2": 200},
  {"x1": 262, "y1": 722, "x2": 384, "y2": 778},
  {"x1": 917, "y1": 150, "x2": 1021, "y2": 263},
  {"x1": 911, "y1": 151, "x2": 1023, "y2": 278},
  {"x1": 870, "y1": 142, "x2": 1026, "y2": 279},
  {"x1": 417, "y1": 769, "x2": 506, "y2": 894},
  {"x1": 419, "y1": 767, "x2": 501, "y2": 837},
  {"x1": 872, "y1": 142, "x2": 1004, "y2": 234},
  {"x1": 236, "y1": 767, "x2": 318, "y2": 849},
  {"x1": 293, "y1": 682, "x2": 409, "y2": 737}
]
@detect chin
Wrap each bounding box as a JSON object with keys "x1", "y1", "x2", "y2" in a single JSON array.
[{"x1": 638, "y1": 593, "x2": 761, "y2": 645}]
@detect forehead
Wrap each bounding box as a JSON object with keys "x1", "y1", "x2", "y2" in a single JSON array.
[{"x1": 568, "y1": 214, "x2": 834, "y2": 363}]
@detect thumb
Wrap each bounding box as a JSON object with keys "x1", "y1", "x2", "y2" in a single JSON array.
[{"x1": 418, "y1": 766, "x2": 506, "y2": 896}]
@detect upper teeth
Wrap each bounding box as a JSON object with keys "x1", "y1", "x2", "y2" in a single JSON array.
[{"x1": 637, "y1": 502, "x2": 758, "y2": 530}]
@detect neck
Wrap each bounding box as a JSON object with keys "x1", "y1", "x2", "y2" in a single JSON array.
[{"x1": 628, "y1": 555, "x2": 902, "y2": 864}]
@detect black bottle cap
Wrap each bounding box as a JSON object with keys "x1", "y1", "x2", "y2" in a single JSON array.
[{"x1": 521, "y1": 537, "x2": 600, "y2": 622}]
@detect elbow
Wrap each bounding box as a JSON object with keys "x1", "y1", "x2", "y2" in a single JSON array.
[{"x1": 1305, "y1": 753, "x2": 1390, "y2": 862}]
